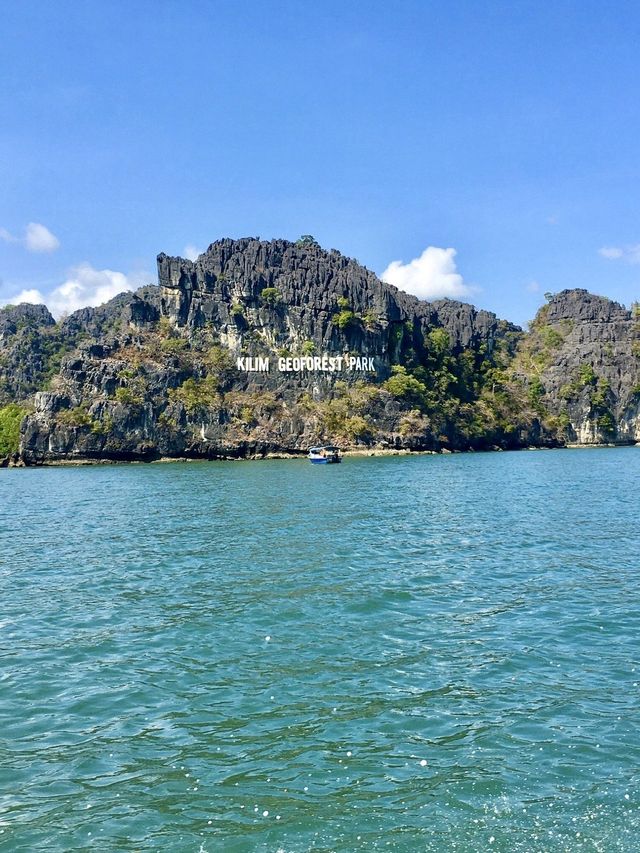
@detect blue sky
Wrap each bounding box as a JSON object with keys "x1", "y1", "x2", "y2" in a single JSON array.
[{"x1": 1, "y1": 0, "x2": 640, "y2": 325}]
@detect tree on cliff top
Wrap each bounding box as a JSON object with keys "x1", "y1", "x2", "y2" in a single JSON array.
[{"x1": 295, "y1": 235, "x2": 319, "y2": 248}]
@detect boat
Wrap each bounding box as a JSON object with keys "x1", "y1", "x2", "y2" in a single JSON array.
[{"x1": 308, "y1": 445, "x2": 341, "y2": 464}]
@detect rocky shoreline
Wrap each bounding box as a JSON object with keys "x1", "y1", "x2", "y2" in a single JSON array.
[{"x1": 4, "y1": 440, "x2": 638, "y2": 469}]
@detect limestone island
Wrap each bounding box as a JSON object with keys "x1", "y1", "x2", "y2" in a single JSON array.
[{"x1": 1, "y1": 236, "x2": 639, "y2": 466}]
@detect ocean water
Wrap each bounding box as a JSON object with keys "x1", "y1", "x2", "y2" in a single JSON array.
[{"x1": 1, "y1": 448, "x2": 640, "y2": 852}]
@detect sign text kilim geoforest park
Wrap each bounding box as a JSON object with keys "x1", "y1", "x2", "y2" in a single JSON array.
[{"x1": 236, "y1": 354, "x2": 376, "y2": 372}]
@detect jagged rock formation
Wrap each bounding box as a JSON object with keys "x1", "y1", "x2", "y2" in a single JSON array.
[
  {"x1": 516, "y1": 289, "x2": 640, "y2": 444},
  {"x1": 0, "y1": 303, "x2": 60, "y2": 402},
  {"x1": 1, "y1": 238, "x2": 638, "y2": 464},
  {"x1": 157, "y1": 238, "x2": 502, "y2": 346}
]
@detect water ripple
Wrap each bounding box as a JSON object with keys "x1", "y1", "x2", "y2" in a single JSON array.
[{"x1": 1, "y1": 448, "x2": 640, "y2": 850}]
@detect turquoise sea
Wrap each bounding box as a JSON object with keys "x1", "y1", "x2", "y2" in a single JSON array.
[{"x1": 1, "y1": 448, "x2": 640, "y2": 852}]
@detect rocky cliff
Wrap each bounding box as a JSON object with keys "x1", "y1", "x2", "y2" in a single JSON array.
[
  {"x1": 514, "y1": 289, "x2": 640, "y2": 444},
  {"x1": 1, "y1": 237, "x2": 638, "y2": 464}
]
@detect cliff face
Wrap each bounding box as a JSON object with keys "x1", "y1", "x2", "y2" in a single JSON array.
[
  {"x1": 156, "y1": 238, "x2": 503, "y2": 359},
  {"x1": 0, "y1": 303, "x2": 58, "y2": 403},
  {"x1": 518, "y1": 289, "x2": 640, "y2": 444},
  {"x1": 1, "y1": 237, "x2": 638, "y2": 464}
]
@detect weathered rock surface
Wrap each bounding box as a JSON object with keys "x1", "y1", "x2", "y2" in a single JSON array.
[
  {"x1": 2, "y1": 239, "x2": 639, "y2": 464},
  {"x1": 524, "y1": 289, "x2": 640, "y2": 444},
  {"x1": 157, "y1": 238, "x2": 506, "y2": 357},
  {"x1": 0, "y1": 303, "x2": 60, "y2": 403}
]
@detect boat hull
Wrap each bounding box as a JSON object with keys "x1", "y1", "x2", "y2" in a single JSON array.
[{"x1": 308, "y1": 445, "x2": 341, "y2": 464}]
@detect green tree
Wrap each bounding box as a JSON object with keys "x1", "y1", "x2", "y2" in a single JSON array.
[
  {"x1": 114, "y1": 387, "x2": 143, "y2": 406},
  {"x1": 295, "y1": 235, "x2": 320, "y2": 248},
  {"x1": 383, "y1": 366, "x2": 428, "y2": 408},
  {"x1": 260, "y1": 287, "x2": 281, "y2": 306},
  {"x1": 578, "y1": 364, "x2": 597, "y2": 386},
  {"x1": 0, "y1": 404, "x2": 26, "y2": 457},
  {"x1": 334, "y1": 309, "x2": 358, "y2": 331},
  {"x1": 427, "y1": 327, "x2": 450, "y2": 357},
  {"x1": 170, "y1": 377, "x2": 220, "y2": 416}
]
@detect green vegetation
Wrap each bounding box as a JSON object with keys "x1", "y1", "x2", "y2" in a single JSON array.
[
  {"x1": 260, "y1": 287, "x2": 282, "y2": 307},
  {"x1": 170, "y1": 377, "x2": 220, "y2": 416},
  {"x1": 159, "y1": 337, "x2": 188, "y2": 356},
  {"x1": 91, "y1": 414, "x2": 114, "y2": 436},
  {"x1": 559, "y1": 363, "x2": 598, "y2": 400},
  {"x1": 515, "y1": 316, "x2": 568, "y2": 377},
  {"x1": 157, "y1": 316, "x2": 174, "y2": 338},
  {"x1": 388, "y1": 322, "x2": 408, "y2": 360},
  {"x1": 332, "y1": 297, "x2": 364, "y2": 332},
  {"x1": 589, "y1": 377, "x2": 616, "y2": 437},
  {"x1": 597, "y1": 411, "x2": 615, "y2": 434},
  {"x1": 334, "y1": 309, "x2": 359, "y2": 331},
  {"x1": 163, "y1": 343, "x2": 235, "y2": 418},
  {"x1": 157, "y1": 410, "x2": 179, "y2": 433},
  {"x1": 538, "y1": 325, "x2": 564, "y2": 349},
  {"x1": 57, "y1": 404, "x2": 94, "y2": 428},
  {"x1": 591, "y1": 378, "x2": 610, "y2": 409},
  {"x1": 0, "y1": 323, "x2": 80, "y2": 402},
  {"x1": 114, "y1": 386, "x2": 143, "y2": 405},
  {"x1": 0, "y1": 404, "x2": 27, "y2": 457},
  {"x1": 298, "y1": 382, "x2": 380, "y2": 444},
  {"x1": 362, "y1": 310, "x2": 379, "y2": 330},
  {"x1": 113, "y1": 370, "x2": 147, "y2": 406},
  {"x1": 398, "y1": 409, "x2": 430, "y2": 439},
  {"x1": 295, "y1": 235, "x2": 320, "y2": 248},
  {"x1": 204, "y1": 344, "x2": 236, "y2": 383},
  {"x1": 578, "y1": 364, "x2": 597, "y2": 386},
  {"x1": 225, "y1": 390, "x2": 282, "y2": 428},
  {"x1": 555, "y1": 366, "x2": 615, "y2": 439},
  {"x1": 528, "y1": 376, "x2": 545, "y2": 408},
  {"x1": 383, "y1": 366, "x2": 428, "y2": 407}
]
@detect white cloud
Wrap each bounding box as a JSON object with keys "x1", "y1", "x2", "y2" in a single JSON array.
[
  {"x1": 184, "y1": 244, "x2": 203, "y2": 261},
  {"x1": 0, "y1": 222, "x2": 60, "y2": 252},
  {"x1": 599, "y1": 246, "x2": 624, "y2": 260},
  {"x1": 48, "y1": 264, "x2": 146, "y2": 316},
  {"x1": 380, "y1": 246, "x2": 473, "y2": 301},
  {"x1": 1, "y1": 288, "x2": 46, "y2": 306},
  {"x1": 1, "y1": 264, "x2": 148, "y2": 318},
  {"x1": 526, "y1": 280, "x2": 541, "y2": 293},
  {"x1": 599, "y1": 244, "x2": 640, "y2": 263},
  {"x1": 24, "y1": 222, "x2": 60, "y2": 253},
  {"x1": 0, "y1": 227, "x2": 18, "y2": 244}
]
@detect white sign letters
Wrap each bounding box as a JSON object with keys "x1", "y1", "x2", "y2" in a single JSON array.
[{"x1": 236, "y1": 354, "x2": 376, "y2": 373}]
